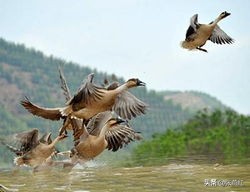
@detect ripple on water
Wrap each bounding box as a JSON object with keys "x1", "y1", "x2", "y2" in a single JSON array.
[
  {"x1": 73, "y1": 190, "x2": 90, "y2": 192},
  {"x1": 0, "y1": 184, "x2": 19, "y2": 192},
  {"x1": 0, "y1": 162, "x2": 249, "y2": 192},
  {"x1": 73, "y1": 191, "x2": 90, "y2": 192}
]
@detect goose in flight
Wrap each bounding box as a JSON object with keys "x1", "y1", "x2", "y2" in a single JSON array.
[
  {"x1": 2, "y1": 128, "x2": 67, "y2": 168},
  {"x1": 181, "y1": 11, "x2": 234, "y2": 52},
  {"x1": 1, "y1": 128, "x2": 52, "y2": 156},
  {"x1": 21, "y1": 74, "x2": 147, "y2": 132},
  {"x1": 58, "y1": 69, "x2": 143, "y2": 153},
  {"x1": 67, "y1": 111, "x2": 142, "y2": 164}
]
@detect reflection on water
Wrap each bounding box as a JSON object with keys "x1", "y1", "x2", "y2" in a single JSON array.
[{"x1": 0, "y1": 159, "x2": 249, "y2": 192}]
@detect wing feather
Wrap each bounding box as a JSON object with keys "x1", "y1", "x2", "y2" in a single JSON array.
[
  {"x1": 86, "y1": 111, "x2": 113, "y2": 136},
  {"x1": 105, "y1": 123, "x2": 142, "y2": 152},
  {"x1": 185, "y1": 14, "x2": 199, "y2": 40},
  {"x1": 3, "y1": 129, "x2": 40, "y2": 155},
  {"x1": 209, "y1": 25, "x2": 234, "y2": 45},
  {"x1": 112, "y1": 91, "x2": 148, "y2": 120},
  {"x1": 67, "y1": 73, "x2": 105, "y2": 111},
  {"x1": 58, "y1": 66, "x2": 72, "y2": 102},
  {"x1": 21, "y1": 97, "x2": 62, "y2": 120}
]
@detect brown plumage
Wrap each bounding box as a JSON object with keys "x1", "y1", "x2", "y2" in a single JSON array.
[
  {"x1": 56, "y1": 71, "x2": 147, "y2": 138},
  {"x1": 18, "y1": 69, "x2": 143, "y2": 169},
  {"x1": 70, "y1": 111, "x2": 142, "y2": 163},
  {"x1": 181, "y1": 11, "x2": 234, "y2": 52},
  {"x1": 58, "y1": 66, "x2": 72, "y2": 101},
  {"x1": 1, "y1": 128, "x2": 50, "y2": 156},
  {"x1": 4, "y1": 129, "x2": 67, "y2": 167},
  {"x1": 21, "y1": 73, "x2": 147, "y2": 128}
]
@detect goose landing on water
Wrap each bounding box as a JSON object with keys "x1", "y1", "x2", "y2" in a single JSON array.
[{"x1": 181, "y1": 11, "x2": 234, "y2": 52}]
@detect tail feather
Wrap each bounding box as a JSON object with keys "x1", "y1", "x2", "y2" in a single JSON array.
[
  {"x1": 181, "y1": 40, "x2": 189, "y2": 49},
  {"x1": 180, "y1": 40, "x2": 196, "y2": 50}
]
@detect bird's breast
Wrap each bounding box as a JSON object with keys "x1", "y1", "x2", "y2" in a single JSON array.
[{"x1": 76, "y1": 137, "x2": 107, "y2": 159}]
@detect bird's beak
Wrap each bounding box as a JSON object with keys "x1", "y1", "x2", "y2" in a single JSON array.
[
  {"x1": 224, "y1": 12, "x2": 231, "y2": 17},
  {"x1": 115, "y1": 117, "x2": 126, "y2": 124},
  {"x1": 137, "y1": 79, "x2": 146, "y2": 86}
]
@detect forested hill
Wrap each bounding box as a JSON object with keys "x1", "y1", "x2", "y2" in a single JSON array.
[{"x1": 0, "y1": 37, "x2": 228, "y2": 143}]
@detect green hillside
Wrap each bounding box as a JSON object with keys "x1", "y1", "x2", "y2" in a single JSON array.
[
  {"x1": 130, "y1": 109, "x2": 250, "y2": 166},
  {"x1": 0, "y1": 38, "x2": 227, "y2": 166}
]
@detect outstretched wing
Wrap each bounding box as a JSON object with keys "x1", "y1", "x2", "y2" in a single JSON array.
[
  {"x1": 58, "y1": 66, "x2": 72, "y2": 102},
  {"x1": 3, "y1": 128, "x2": 40, "y2": 155},
  {"x1": 21, "y1": 97, "x2": 62, "y2": 120},
  {"x1": 105, "y1": 123, "x2": 142, "y2": 152},
  {"x1": 15, "y1": 128, "x2": 39, "y2": 144},
  {"x1": 185, "y1": 14, "x2": 199, "y2": 39},
  {"x1": 67, "y1": 73, "x2": 105, "y2": 111},
  {"x1": 87, "y1": 111, "x2": 113, "y2": 136},
  {"x1": 112, "y1": 91, "x2": 148, "y2": 120},
  {"x1": 86, "y1": 111, "x2": 142, "y2": 151},
  {"x1": 209, "y1": 25, "x2": 234, "y2": 44}
]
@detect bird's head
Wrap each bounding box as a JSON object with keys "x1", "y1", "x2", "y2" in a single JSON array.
[
  {"x1": 126, "y1": 78, "x2": 146, "y2": 88},
  {"x1": 106, "y1": 117, "x2": 126, "y2": 127},
  {"x1": 219, "y1": 11, "x2": 231, "y2": 19}
]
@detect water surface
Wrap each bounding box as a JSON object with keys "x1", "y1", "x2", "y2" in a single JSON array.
[{"x1": 0, "y1": 162, "x2": 249, "y2": 192}]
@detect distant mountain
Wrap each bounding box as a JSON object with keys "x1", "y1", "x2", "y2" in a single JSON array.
[
  {"x1": 160, "y1": 91, "x2": 226, "y2": 112},
  {"x1": 0, "y1": 38, "x2": 229, "y2": 166}
]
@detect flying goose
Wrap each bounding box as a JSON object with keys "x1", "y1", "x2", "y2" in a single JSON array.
[
  {"x1": 1, "y1": 128, "x2": 52, "y2": 156},
  {"x1": 70, "y1": 111, "x2": 142, "y2": 163},
  {"x1": 58, "y1": 69, "x2": 142, "y2": 154},
  {"x1": 181, "y1": 11, "x2": 234, "y2": 52},
  {"x1": 21, "y1": 74, "x2": 147, "y2": 133},
  {"x1": 6, "y1": 129, "x2": 67, "y2": 167}
]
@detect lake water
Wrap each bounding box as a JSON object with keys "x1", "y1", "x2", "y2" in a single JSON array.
[{"x1": 0, "y1": 160, "x2": 249, "y2": 192}]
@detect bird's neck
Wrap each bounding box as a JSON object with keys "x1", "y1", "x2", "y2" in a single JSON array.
[
  {"x1": 49, "y1": 137, "x2": 60, "y2": 147},
  {"x1": 80, "y1": 124, "x2": 90, "y2": 140},
  {"x1": 212, "y1": 16, "x2": 223, "y2": 26},
  {"x1": 115, "y1": 83, "x2": 129, "y2": 93},
  {"x1": 99, "y1": 124, "x2": 109, "y2": 137}
]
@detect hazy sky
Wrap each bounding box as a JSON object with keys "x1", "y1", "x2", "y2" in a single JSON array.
[{"x1": 1, "y1": 0, "x2": 250, "y2": 114}]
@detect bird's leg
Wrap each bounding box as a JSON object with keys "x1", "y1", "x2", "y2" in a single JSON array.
[
  {"x1": 59, "y1": 117, "x2": 70, "y2": 136},
  {"x1": 58, "y1": 133, "x2": 68, "y2": 140},
  {"x1": 196, "y1": 47, "x2": 208, "y2": 52},
  {"x1": 73, "y1": 119, "x2": 88, "y2": 141},
  {"x1": 71, "y1": 119, "x2": 82, "y2": 141}
]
